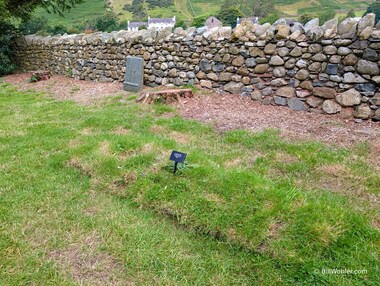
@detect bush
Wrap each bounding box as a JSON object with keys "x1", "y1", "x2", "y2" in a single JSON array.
[
  {"x1": 191, "y1": 15, "x2": 208, "y2": 28},
  {"x1": 0, "y1": 21, "x2": 17, "y2": 76},
  {"x1": 19, "y1": 16, "x2": 51, "y2": 35},
  {"x1": 84, "y1": 12, "x2": 120, "y2": 32},
  {"x1": 259, "y1": 12, "x2": 281, "y2": 24},
  {"x1": 174, "y1": 19, "x2": 187, "y2": 29},
  {"x1": 50, "y1": 24, "x2": 68, "y2": 35}
]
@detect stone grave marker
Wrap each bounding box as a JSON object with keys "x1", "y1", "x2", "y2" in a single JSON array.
[{"x1": 123, "y1": 56, "x2": 144, "y2": 92}]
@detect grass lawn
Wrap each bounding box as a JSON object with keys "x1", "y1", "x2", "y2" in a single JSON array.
[{"x1": 0, "y1": 81, "x2": 379, "y2": 285}]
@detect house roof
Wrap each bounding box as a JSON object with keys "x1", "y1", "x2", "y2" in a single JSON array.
[
  {"x1": 128, "y1": 22, "x2": 147, "y2": 28},
  {"x1": 148, "y1": 17, "x2": 175, "y2": 24}
]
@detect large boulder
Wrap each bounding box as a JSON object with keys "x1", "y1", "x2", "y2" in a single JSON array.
[
  {"x1": 337, "y1": 18, "x2": 357, "y2": 38},
  {"x1": 357, "y1": 13, "x2": 375, "y2": 40},
  {"x1": 322, "y1": 18, "x2": 338, "y2": 38}
]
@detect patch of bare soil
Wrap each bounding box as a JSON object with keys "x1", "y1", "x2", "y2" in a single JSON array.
[
  {"x1": 176, "y1": 93, "x2": 380, "y2": 148},
  {"x1": 2, "y1": 73, "x2": 128, "y2": 105},
  {"x1": 48, "y1": 232, "x2": 131, "y2": 285}
]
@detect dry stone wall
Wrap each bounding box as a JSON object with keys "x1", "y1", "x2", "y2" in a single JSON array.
[{"x1": 14, "y1": 14, "x2": 380, "y2": 121}]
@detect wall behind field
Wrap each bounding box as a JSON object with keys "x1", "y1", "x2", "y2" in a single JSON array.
[{"x1": 14, "y1": 15, "x2": 380, "y2": 121}]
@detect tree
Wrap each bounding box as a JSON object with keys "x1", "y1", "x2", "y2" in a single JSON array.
[
  {"x1": 191, "y1": 15, "x2": 208, "y2": 28},
  {"x1": 318, "y1": 10, "x2": 336, "y2": 25},
  {"x1": 220, "y1": 0, "x2": 274, "y2": 18},
  {"x1": 364, "y1": 0, "x2": 380, "y2": 22},
  {"x1": 19, "y1": 16, "x2": 51, "y2": 35},
  {"x1": 346, "y1": 9, "x2": 356, "y2": 18},
  {"x1": 217, "y1": 7, "x2": 244, "y2": 28},
  {"x1": 0, "y1": 0, "x2": 84, "y2": 75}
]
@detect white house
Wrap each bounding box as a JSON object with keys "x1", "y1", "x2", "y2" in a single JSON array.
[
  {"x1": 147, "y1": 16, "x2": 176, "y2": 31},
  {"x1": 127, "y1": 21, "x2": 147, "y2": 32}
]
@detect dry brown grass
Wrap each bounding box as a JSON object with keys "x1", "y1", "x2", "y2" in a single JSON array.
[{"x1": 48, "y1": 232, "x2": 132, "y2": 286}]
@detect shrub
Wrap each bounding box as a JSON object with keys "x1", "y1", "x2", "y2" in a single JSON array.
[
  {"x1": 19, "y1": 16, "x2": 51, "y2": 35},
  {"x1": 0, "y1": 22, "x2": 16, "y2": 76}
]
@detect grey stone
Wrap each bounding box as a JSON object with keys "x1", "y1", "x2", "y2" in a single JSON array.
[
  {"x1": 251, "y1": 90, "x2": 263, "y2": 101},
  {"x1": 326, "y1": 64, "x2": 338, "y2": 75},
  {"x1": 199, "y1": 59, "x2": 211, "y2": 72},
  {"x1": 212, "y1": 63, "x2": 226, "y2": 72},
  {"x1": 362, "y1": 49, "x2": 378, "y2": 61},
  {"x1": 274, "y1": 96, "x2": 287, "y2": 106},
  {"x1": 322, "y1": 18, "x2": 338, "y2": 38},
  {"x1": 277, "y1": 47, "x2": 290, "y2": 57},
  {"x1": 343, "y1": 72, "x2": 367, "y2": 83},
  {"x1": 269, "y1": 56, "x2": 285, "y2": 66},
  {"x1": 329, "y1": 55, "x2": 341, "y2": 64},
  {"x1": 224, "y1": 82, "x2": 244, "y2": 94},
  {"x1": 337, "y1": 47, "x2": 351, "y2": 56},
  {"x1": 336, "y1": 89, "x2": 362, "y2": 107},
  {"x1": 123, "y1": 56, "x2": 144, "y2": 92},
  {"x1": 273, "y1": 66, "x2": 286, "y2": 77},
  {"x1": 311, "y1": 53, "x2": 327, "y2": 62},
  {"x1": 337, "y1": 18, "x2": 357, "y2": 38},
  {"x1": 264, "y1": 43, "x2": 277, "y2": 54},
  {"x1": 308, "y1": 62, "x2": 322, "y2": 73},
  {"x1": 290, "y1": 47, "x2": 303, "y2": 57},
  {"x1": 254, "y1": 64, "x2": 269, "y2": 74},
  {"x1": 355, "y1": 83, "x2": 377, "y2": 93},
  {"x1": 295, "y1": 69, "x2": 309, "y2": 80},
  {"x1": 323, "y1": 45, "x2": 337, "y2": 55},
  {"x1": 288, "y1": 98, "x2": 308, "y2": 111},
  {"x1": 271, "y1": 78, "x2": 287, "y2": 87},
  {"x1": 323, "y1": 100, "x2": 342, "y2": 114},
  {"x1": 369, "y1": 93, "x2": 380, "y2": 105},
  {"x1": 262, "y1": 87, "x2": 273, "y2": 96},
  {"x1": 308, "y1": 44, "x2": 322, "y2": 53},
  {"x1": 357, "y1": 59, "x2": 380, "y2": 75},
  {"x1": 342, "y1": 54, "x2": 358, "y2": 66},
  {"x1": 357, "y1": 13, "x2": 375, "y2": 39},
  {"x1": 304, "y1": 18, "x2": 319, "y2": 34},
  {"x1": 275, "y1": 86, "x2": 295, "y2": 98},
  {"x1": 306, "y1": 96, "x2": 323, "y2": 108},
  {"x1": 296, "y1": 59, "x2": 308, "y2": 69},
  {"x1": 313, "y1": 87, "x2": 337, "y2": 99},
  {"x1": 355, "y1": 104, "x2": 374, "y2": 119},
  {"x1": 232, "y1": 55, "x2": 245, "y2": 67},
  {"x1": 246, "y1": 58, "x2": 257, "y2": 67}
]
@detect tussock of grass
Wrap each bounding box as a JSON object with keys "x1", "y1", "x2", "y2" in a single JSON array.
[{"x1": 0, "y1": 82, "x2": 379, "y2": 285}]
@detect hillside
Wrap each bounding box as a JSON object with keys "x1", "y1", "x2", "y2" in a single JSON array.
[{"x1": 34, "y1": 0, "x2": 373, "y2": 30}]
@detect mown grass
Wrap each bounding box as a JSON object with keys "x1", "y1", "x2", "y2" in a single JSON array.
[{"x1": 0, "y1": 81, "x2": 379, "y2": 285}]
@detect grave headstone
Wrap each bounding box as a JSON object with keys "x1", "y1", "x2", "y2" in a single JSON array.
[{"x1": 123, "y1": 56, "x2": 144, "y2": 92}]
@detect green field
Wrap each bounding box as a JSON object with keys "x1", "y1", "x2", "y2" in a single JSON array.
[
  {"x1": 0, "y1": 81, "x2": 379, "y2": 285},
  {"x1": 33, "y1": 0, "x2": 373, "y2": 30},
  {"x1": 34, "y1": 0, "x2": 106, "y2": 27}
]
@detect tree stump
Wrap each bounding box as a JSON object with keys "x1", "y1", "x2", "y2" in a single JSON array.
[
  {"x1": 137, "y1": 89, "x2": 194, "y2": 104},
  {"x1": 31, "y1": 70, "x2": 51, "y2": 81}
]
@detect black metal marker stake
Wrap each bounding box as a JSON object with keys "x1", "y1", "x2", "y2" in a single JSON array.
[{"x1": 170, "y1": 151, "x2": 187, "y2": 175}]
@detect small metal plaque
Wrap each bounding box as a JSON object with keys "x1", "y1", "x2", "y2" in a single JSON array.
[
  {"x1": 170, "y1": 151, "x2": 187, "y2": 163},
  {"x1": 123, "y1": 56, "x2": 144, "y2": 92}
]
